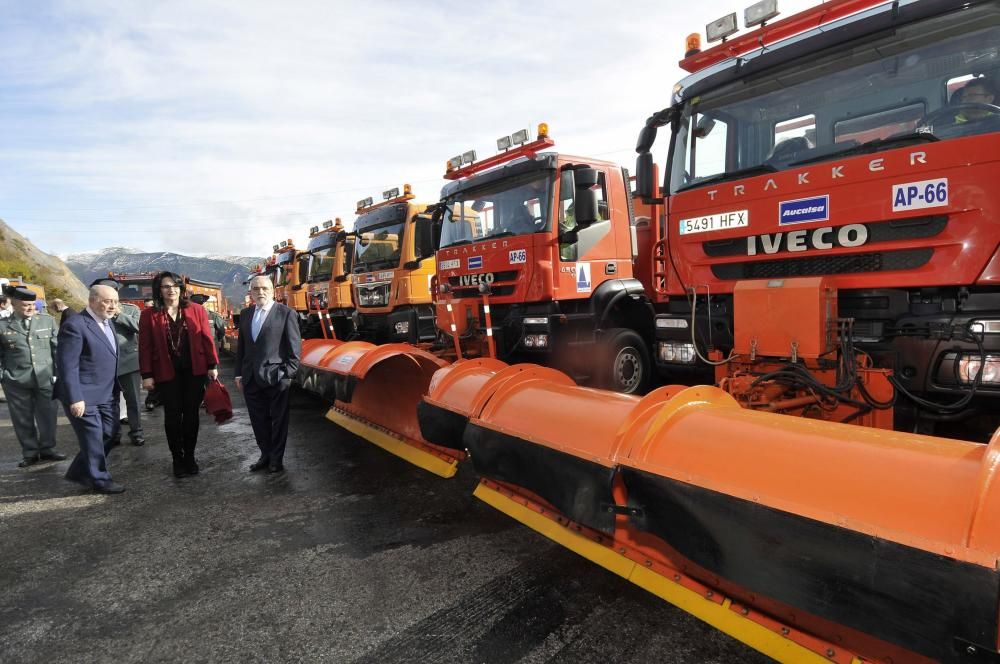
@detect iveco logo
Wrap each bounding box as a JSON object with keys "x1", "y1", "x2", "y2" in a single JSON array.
[
  {"x1": 747, "y1": 223, "x2": 868, "y2": 256},
  {"x1": 459, "y1": 273, "x2": 495, "y2": 287}
]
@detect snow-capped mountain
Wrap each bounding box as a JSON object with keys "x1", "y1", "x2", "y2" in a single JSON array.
[{"x1": 65, "y1": 247, "x2": 265, "y2": 306}]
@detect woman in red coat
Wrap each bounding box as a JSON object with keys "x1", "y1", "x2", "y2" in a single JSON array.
[{"x1": 139, "y1": 271, "x2": 219, "y2": 477}]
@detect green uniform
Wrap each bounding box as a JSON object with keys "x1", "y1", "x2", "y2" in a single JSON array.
[
  {"x1": 0, "y1": 312, "x2": 59, "y2": 459},
  {"x1": 207, "y1": 310, "x2": 226, "y2": 350}
]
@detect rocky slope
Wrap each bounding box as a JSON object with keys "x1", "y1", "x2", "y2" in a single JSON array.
[{"x1": 0, "y1": 219, "x2": 89, "y2": 307}]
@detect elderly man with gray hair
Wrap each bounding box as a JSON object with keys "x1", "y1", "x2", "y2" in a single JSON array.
[
  {"x1": 55, "y1": 284, "x2": 126, "y2": 494},
  {"x1": 235, "y1": 275, "x2": 301, "y2": 473}
]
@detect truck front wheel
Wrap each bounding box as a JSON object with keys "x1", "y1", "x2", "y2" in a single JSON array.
[{"x1": 599, "y1": 328, "x2": 650, "y2": 395}]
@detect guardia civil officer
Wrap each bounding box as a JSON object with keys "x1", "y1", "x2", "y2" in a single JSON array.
[
  {"x1": 190, "y1": 294, "x2": 226, "y2": 352},
  {"x1": 0, "y1": 286, "x2": 66, "y2": 467}
]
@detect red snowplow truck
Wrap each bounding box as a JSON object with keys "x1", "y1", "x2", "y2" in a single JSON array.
[
  {"x1": 626, "y1": 0, "x2": 1000, "y2": 441},
  {"x1": 430, "y1": 124, "x2": 657, "y2": 394}
]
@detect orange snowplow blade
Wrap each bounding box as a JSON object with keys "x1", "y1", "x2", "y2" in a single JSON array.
[
  {"x1": 417, "y1": 361, "x2": 1000, "y2": 663},
  {"x1": 298, "y1": 338, "x2": 462, "y2": 478}
]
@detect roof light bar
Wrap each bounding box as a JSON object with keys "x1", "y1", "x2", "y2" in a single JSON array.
[
  {"x1": 744, "y1": 0, "x2": 779, "y2": 27},
  {"x1": 323, "y1": 219, "x2": 334, "y2": 229},
  {"x1": 272, "y1": 244, "x2": 279, "y2": 252},
  {"x1": 511, "y1": 128, "x2": 529, "y2": 146},
  {"x1": 280, "y1": 241, "x2": 288, "y2": 248},
  {"x1": 462, "y1": 150, "x2": 477, "y2": 165},
  {"x1": 310, "y1": 225, "x2": 320, "y2": 234},
  {"x1": 706, "y1": 12, "x2": 738, "y2": 42},
  {"x1": 497, "y1": 135, "x2": 512, "y2": 151},
  {"x1": 383, "y1": 187, "x2": 400, "y2": 200},
  {"x1": 447, "y1": 155, "x2": 463, "y2": 171}
]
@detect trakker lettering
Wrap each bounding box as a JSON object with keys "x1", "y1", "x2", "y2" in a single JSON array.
[
  {"x1": 704, "y1": 151, "x2": 929, "y2": 201},
  {"x1": 458, "y1": 273, "x2": 495, "y2": 287},
  {"x1": 746, "y1": 223, "x2": 868, "y2": 256},
  {"x1": 441, "y1": 240, "x2": 510, "y2": 256}
]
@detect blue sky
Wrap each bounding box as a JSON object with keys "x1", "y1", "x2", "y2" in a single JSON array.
[{"x1": 0, "y1": 0, "x2": 813, "y2": 258}]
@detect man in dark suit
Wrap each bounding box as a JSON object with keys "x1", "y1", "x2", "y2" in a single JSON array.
[
  {"x1": 56, "y1": 285, "x2": 125, "y2": 494},
  {"x1": 235, "y1": 275, "x2": 301, "y2": 473},
  {"x1": 90, "y1": 278, "x2": 145, "y2": 448}
]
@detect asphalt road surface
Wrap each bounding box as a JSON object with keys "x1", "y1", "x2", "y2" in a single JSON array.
[{"x1": 0, "y1": 358, "x2": 767, "y2": 663}]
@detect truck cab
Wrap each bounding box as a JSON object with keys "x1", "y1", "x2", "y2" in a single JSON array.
[
  {"x1": 303, "y1": 218, "x2": 356, "y2": 340},
  {"x1": 351, "y1": 185, "x2": 437, "y2": 344},
  {"x1": 269, "y1": 239, "x2": 308, "y2": 316},
  {"x1": 432, "y1": 125, "x2": 656, "y2": 393},
  {"x1": 635, "y1": 0, "x2": 1000, "y2": 438}
]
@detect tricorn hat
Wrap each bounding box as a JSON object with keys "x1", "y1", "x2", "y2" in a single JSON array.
[
  {"x1": 89, "y1": 277, "x2": 121, "y2": 290},
  {"x1": 4, "y1": 285, "x2": 37, "y2": 302}
]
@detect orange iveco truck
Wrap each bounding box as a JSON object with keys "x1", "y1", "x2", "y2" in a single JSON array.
[
  {"x1": 351, "y1": 185, "x2": 437, "y2": 344},
  {"x1": 430, "y1": 124, "x2": 656, "y2": 393},
  {"x1": 303, "y1": 218, "x2": 356, "y2": 340},
  {"x1": 632, "y1": 0, "x2": 1000, "y2": 440}
]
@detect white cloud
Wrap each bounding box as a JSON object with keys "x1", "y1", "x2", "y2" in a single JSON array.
[{"x1": 1, "y1": 0, "x2": 816, "y2": 257}]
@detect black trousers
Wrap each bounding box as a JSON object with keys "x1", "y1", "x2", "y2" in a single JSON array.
[
  {"x1": 157, "y1": 368, "x2": 207, "y2": 460},
  {"x1": 243, "y1": 378, "x2": 291, "y2": 465}
]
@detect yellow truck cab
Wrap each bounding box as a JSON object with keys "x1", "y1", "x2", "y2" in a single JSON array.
[
  {"x1": 304, "y1": 218, "x2": 356, "y2": 340},
  {"x1": 351, "y1": 185, "x2": 437, "y2": 344}
]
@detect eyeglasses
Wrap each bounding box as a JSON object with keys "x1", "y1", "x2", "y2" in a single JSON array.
[{"x1": 161, "y1": 284, "x2": 180, "y2": 290}]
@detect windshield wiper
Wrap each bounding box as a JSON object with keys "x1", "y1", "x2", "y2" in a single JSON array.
[
  {"x1": 482, "y1": 230, "x2": 516, "y2": 240},
  {"x1": 442, "y1": 238, "x2": 473, "y2": 249},
  {"x1": 788, "y1": 132, "x2": 939, "y2": 167},
  {"x1": 677, "y1": 164, "x2": 777, "y2": 192}
]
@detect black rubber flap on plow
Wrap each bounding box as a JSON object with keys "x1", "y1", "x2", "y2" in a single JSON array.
[
  {"x1": 465, "y1": 422, "x2": 617, "y2": 534},
  {"x1": 622, "y1": 467, "x2": 1000, "y2": 664},
  {"x1": 417, "y1": 400, "x2": 469, "y2": 451}
]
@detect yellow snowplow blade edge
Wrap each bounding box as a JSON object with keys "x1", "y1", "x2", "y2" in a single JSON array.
[
  {"x1": 326, "y1": 408, "x2": 458, "y2": 479},
  {"x1": 473, "y1": 481, "x2": 837, "y2": 664}
]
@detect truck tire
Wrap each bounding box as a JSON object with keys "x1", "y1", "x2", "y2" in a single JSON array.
[{"x1": 599, "y1": 328, "x2": 650, "y2": 395}]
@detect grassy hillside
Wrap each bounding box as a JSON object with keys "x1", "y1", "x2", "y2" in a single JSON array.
[{"x1": 0, "y1": 222, "x2": 88, "y2": 310}]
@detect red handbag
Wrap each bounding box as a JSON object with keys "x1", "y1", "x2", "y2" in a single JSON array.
[{"x1": 203, "y1": 378, "x2": 234, "y2": 424}]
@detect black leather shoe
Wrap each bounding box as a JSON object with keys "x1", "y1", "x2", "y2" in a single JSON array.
[
  {"x1": 186, "y1": 458, "x2": 200, "y2": 475},
  {"x1": 173, "y1": 461, "x2": 188, "y2": 478},
  {"x1": 267, "y1": 463, "x2": 284, "y2": 474},
  {"x1": 94, "y1": 482, "x2": 126, "y2": 495},
  {"x1": 249, "y1": 459, "x2": 269, "y2": 472},
  {"x1": 39, "y1": 452, "x2": 67, "y2": 461},
  {"x1": 18, "y1": 456, "x2": 39, "y2": 468},
  {"x1": 131, "y1": 436, "x2": 145, "y2": 446}
]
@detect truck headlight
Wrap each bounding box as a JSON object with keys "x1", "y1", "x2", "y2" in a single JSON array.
[
  {"x1": 524, "y1": 334, "x2": 548, "y2": 348},
  {"x1": 970, "y1": 320, "x2": 1000, "y2": 335},
  {"x1": 655, "y1": 317, "x2": 689, "y2": 329},
  {"x1": 658, "y1": 341, "x2": 697, "y2": 363},
  {"x1": 958, "y1": 354, "x2": 1000, "y2": 385}
]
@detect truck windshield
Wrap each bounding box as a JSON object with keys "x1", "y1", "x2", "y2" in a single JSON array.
[
  {"x1": 308, "y1": 248, "x2": 335, "y2": 281},
  {"x1": 119, "y1": 281, "x2": 152, "y2": 301},
  {"x1": 353, "y1": 219, "x2": 403, "y2": 271},
  {"x1": 439, "y1": 172, "x2": 553, "y2": 249},
  {"x1": 670, "y1": 3, "x2": 1000, "y2": 193}
]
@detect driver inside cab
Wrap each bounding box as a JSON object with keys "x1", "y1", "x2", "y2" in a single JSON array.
[
  {"x1": 953, "y1": 78, "x2": 997, "y2": 123},
  {"x1": 935, "y1": 77, "x2": 1000, "y2": 138}
]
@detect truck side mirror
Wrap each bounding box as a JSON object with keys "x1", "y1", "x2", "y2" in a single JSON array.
[
  {"x1": 573, "y1": 167, "x2": 599, "y2": 228},
  {"x1": 413, "y1": 215, "x2": 436, "y2": 261},
  {"x1": 635, "y1": 152, "x2": 654, "y2": 199},
  {"x1": 636, "y1": 125, "x2": 657, "y2": 153}
]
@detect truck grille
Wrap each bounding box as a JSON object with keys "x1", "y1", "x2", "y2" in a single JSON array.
[{"x1": 711, "y1": 248, "x2": 933, "y2": 280}]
